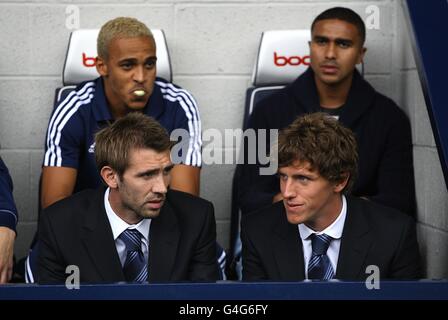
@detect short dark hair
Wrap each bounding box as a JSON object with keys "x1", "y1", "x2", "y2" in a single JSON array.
[
  {"x1": 95, "y1": 112, "x2": 172, "y2": 178},
  {"x1": 278, "y1": 112, "x2": 358, "y2": 193},
  {"x1": 311, "y1": 7, "x2": 366, "y2": 45}
]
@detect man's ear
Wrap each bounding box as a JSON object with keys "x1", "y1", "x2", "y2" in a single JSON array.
[
  {"x1": 334, "y1": 173, "x2": 350, "y2": 193},
  {"x1": 100, "y1": 166, "x2": 118, "y2": 189},
  {"x1": 96, "y1": 56, "x2": 108, "y2": 77},
  {"x1": 357, "y1": 47, "x2": 367, "y2": 65}
]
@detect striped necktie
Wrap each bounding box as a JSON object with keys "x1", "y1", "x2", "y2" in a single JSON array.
[
  {"x1": 307, "y1": 233, "x2": 334, "y2": 280},
  {"x1": 119, "y1": 229, "x2": 148, "y2": 282}
]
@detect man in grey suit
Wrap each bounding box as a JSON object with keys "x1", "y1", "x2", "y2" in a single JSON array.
[
  {"x1": 38, "y1": 112, "x2": 218, "y2": 283},
  {"x1": 242, "y1": 112, "x2": 421, "y2": 281}
]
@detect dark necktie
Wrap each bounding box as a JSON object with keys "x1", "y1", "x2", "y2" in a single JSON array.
[
  {"x1": 307, "y1": 233, "x2": 334, "y2": 280},
  {"x1": 119, "y1": 229, "x2": 148, "y2": 282}
]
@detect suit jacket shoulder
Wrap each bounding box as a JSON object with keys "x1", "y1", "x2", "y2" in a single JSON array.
[
  {"x1": 165, "y1": 189, "x2": 214, "y2": 220},
  {"x1": 345, "y1": 196, "x2": 415, "y2": 238},
  {"x1": 163, "y1": 189, "x2": 216, "y2": 238},
  {"x1": 338, "y1": 196, "x2": 422, "y2": 280},
  {"x1": 40, "y1": 188, "x2": 104, "y2": 235}
]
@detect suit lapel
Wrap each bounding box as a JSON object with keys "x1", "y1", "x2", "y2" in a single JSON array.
[
  {"x1": 81, "y1": 188, "x2": 125, "y2": 282},
  {"x1": 336, "y1": 197, "x2": 373, "y2": 280},
  {"x1": 272, "y1": 205, "x2": 305, "y2": 280},
  {"x1": 148, "y1": 199, "x2": 180, "y2": 281}
]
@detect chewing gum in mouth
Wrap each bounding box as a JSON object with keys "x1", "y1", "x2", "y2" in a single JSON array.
[{"x1": 133, "y1": 90, "x2": 145, "y2": 97}]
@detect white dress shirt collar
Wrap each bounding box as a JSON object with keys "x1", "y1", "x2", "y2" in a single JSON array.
[
  {"x1": 298, "y1": 194, "x2": 347, "y2": 240},
  {"x1": 104, "y1": 187, "x2": 151, "y2": 241}
]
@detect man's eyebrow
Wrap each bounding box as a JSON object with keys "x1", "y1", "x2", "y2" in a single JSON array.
[
  {"x1": 335, "y1": 38, "x2": 354, "y2": 44},
  {"x1": 136, "y1": 168, "x2": 159, "y2": 176},
  {"x1": 313, "y1": 35, "x2": 329, "y2": 40},
  {"x1": 313, "y1": 35, "x2": 354, "y2": 44},
  {"x1": 136, "y1": 164, "x2": 174, "y2": 176},
  {"x1": 292, "y1": 173, "x2": 314, "y2": 179},
  {"x1": 118, "y1": 57, "x2": 138, "y2": 64}
]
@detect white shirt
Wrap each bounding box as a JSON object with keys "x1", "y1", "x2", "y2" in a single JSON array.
[
  {"x1": 104, "y1": 188, "x2": 151, "y2": 267},
  {"x1": 298, "y1": 195, "x2": 347, "y2": 279}
]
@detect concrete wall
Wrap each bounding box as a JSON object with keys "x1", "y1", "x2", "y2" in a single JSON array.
[
  {"x1": 0, "y1": 0, "x2": 446, "y2": 279},
  {"x1": 395, "y1": 1, "x2": 448, "y2": 279}
]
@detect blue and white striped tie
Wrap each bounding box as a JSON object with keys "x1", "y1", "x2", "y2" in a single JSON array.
[
  {"x1": 307, "y1": 233, "x2": 334, "y2": 280},
  {"x1": 119, "y1": 229, "x2": 148, "y2": 283}
]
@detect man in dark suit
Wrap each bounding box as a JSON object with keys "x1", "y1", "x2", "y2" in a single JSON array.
[
  {"x1": 242, "y1": 113, "x2": 422, "y2": 281},
  {"x1": 38, "y1": 112, "x2": 218, "y2": 284}
]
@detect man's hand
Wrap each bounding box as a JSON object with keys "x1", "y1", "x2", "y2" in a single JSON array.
[{"x1": 0, "y1": 227, "x2": 15, "y2": 284}]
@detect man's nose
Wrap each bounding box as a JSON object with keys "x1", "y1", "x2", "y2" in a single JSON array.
[
  {"x1": 282, "y1": 178, "x2": 296, "y2": 199},
  {"x1": 325, "y1": 42, "x2": 337, "y2": 59},
  {"x1": 153, "y1": 174, "x2": 168, "y2": 194},
  {"x1": 133, "y1": 66, "x2": 145, "y2": 83}
]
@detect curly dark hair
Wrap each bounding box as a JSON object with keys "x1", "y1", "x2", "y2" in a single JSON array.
[{"x1": 278, "y1": 112, "x2": 358, "y2": 193}]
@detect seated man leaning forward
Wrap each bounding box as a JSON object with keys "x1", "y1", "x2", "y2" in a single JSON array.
[
  {"x1": 38, "y1": 112, "x2": 218, "y2": 284},
  {"x1": 242, "y1": 112, "x2": 422, "y2": 281}
]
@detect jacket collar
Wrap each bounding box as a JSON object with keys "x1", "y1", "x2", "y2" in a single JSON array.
[{"x1": 291, "y1": 67, "x2": 376, "y2": 127}]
